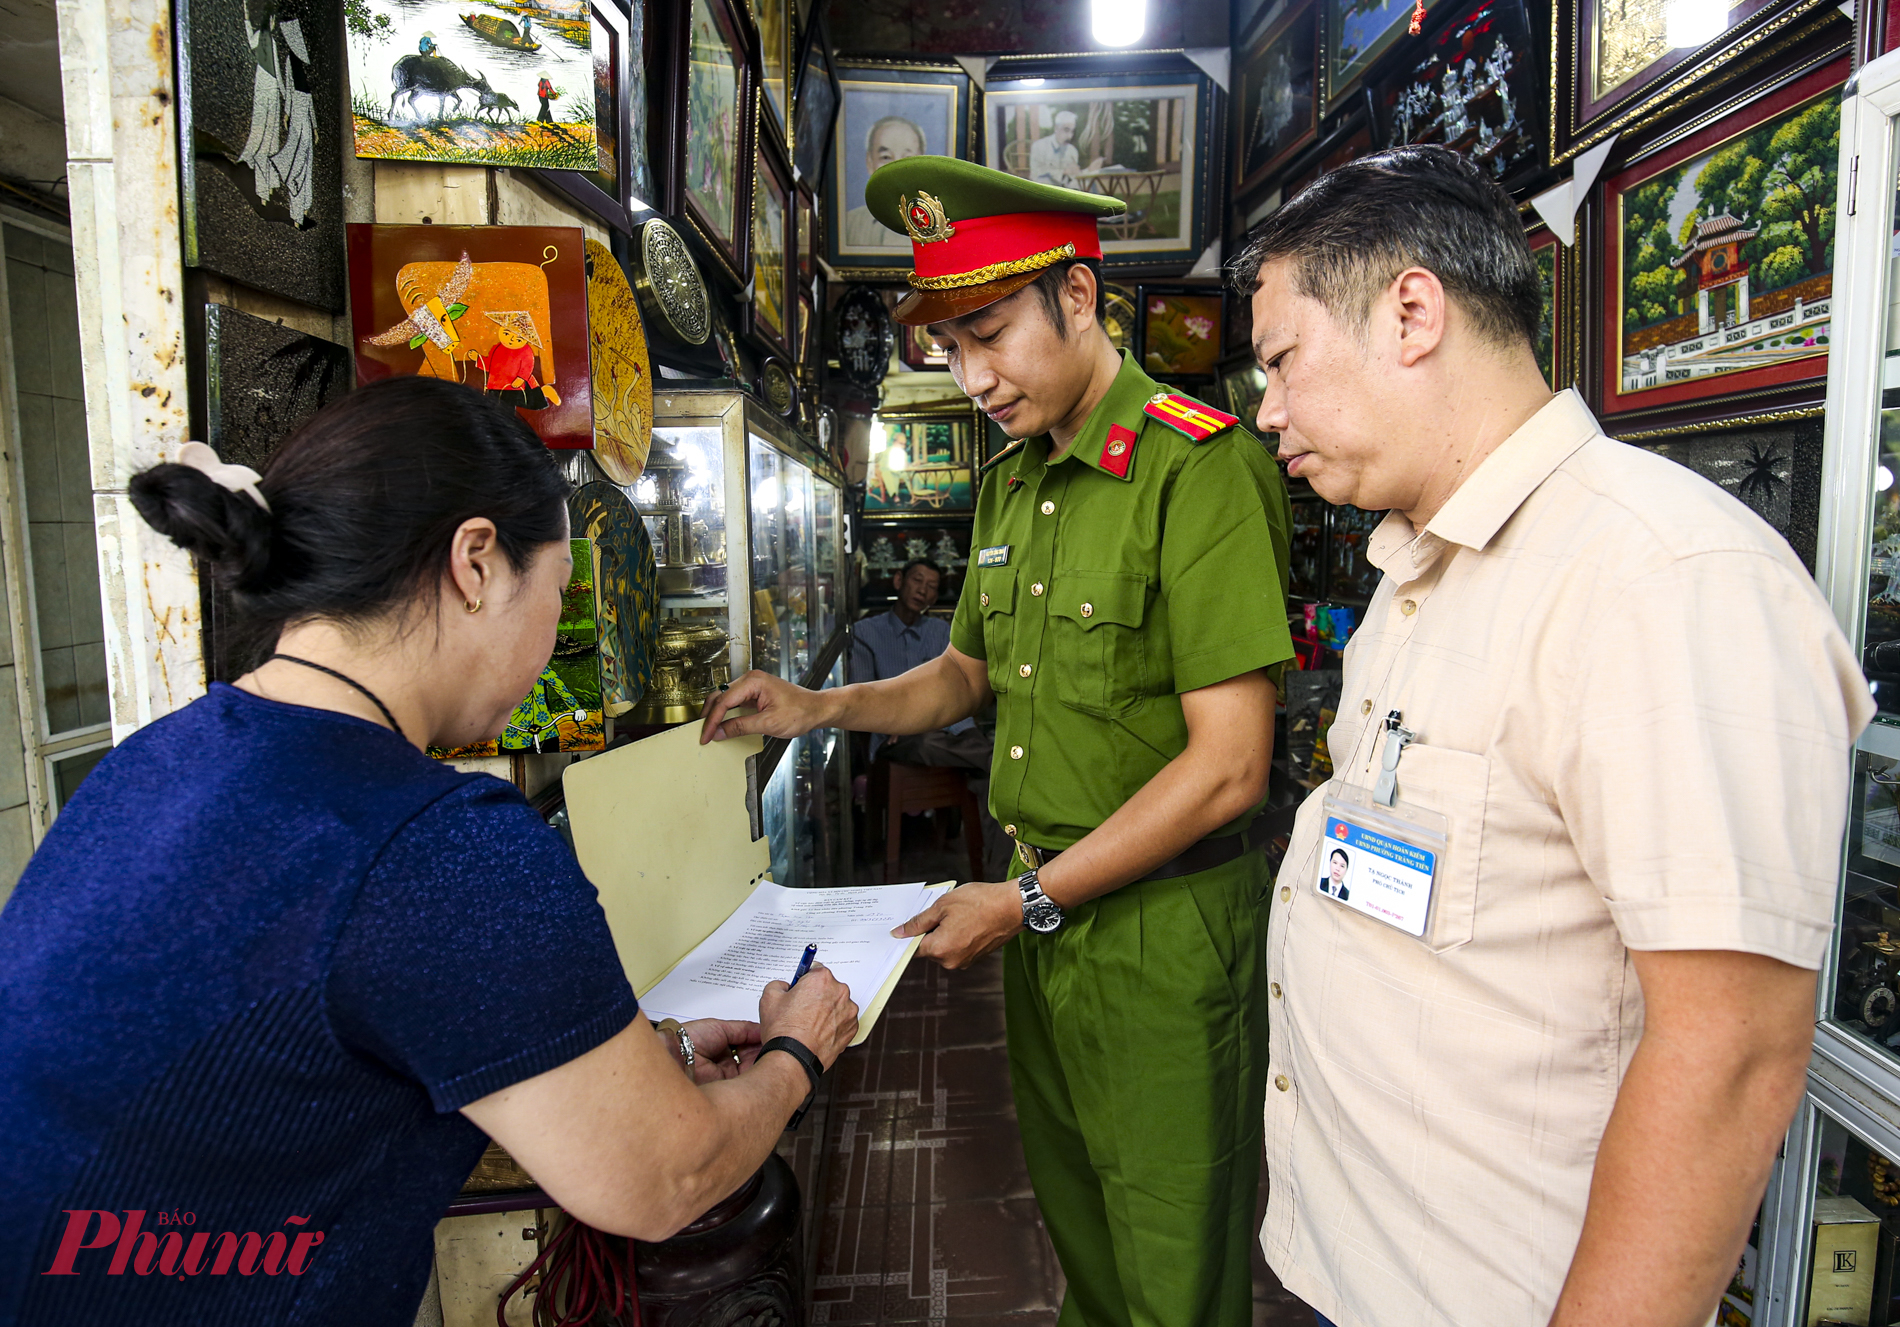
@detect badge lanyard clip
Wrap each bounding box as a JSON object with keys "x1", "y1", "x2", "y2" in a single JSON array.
[{"x1": 1372, "y1": 710, "x2": 1415, "y2": 807}]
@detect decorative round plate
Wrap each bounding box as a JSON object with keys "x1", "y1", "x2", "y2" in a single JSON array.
[
  {"x1": 632, "y1": 219, "x2": 711, "y2": 347},
  {"x1": 584, "y1": 239, "x2": 653, "y2": 486},
  {"x1": 760, "y1": 358, "x2": 797, "y2": 417},
  {"x1": 569, "y1": 481, "x2": 660, "y2": 717},
  {"x1": 835, "y1": 285, "x2": 894, "y2": 390},
  {"x1": 1104, "y1": 284, "x2": 1137, "y2": 352}
]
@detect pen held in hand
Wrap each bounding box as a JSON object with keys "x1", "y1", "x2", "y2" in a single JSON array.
[{"x1": 790, "y1": 943, "x2": 818, "y2": 987}]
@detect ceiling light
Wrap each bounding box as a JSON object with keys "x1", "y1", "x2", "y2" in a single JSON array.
[{"x1": 1091, "y1": 0, "x2": 1145, "y2": 47}]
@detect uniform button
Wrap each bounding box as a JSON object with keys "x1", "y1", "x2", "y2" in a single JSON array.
[
  {"x1": 1279, "y1": 886, "x2": 1291, "y2": 902},
  {"x1": 1020, "y1": 663, "x2": 1033, "y2": 677},
  {"x1": 1401, "y1": 599, "x2": 1417, "y2": 615},
  {"x1": 1010, "y1": 745, "x2": 1024, "y2": 760},
  {"x1": 1080, "y1": 603, "x2": 1094, "y2": 618},
  {"x1": 1004, "y1": 824, "x2": 1017, "y2": 837},
  {"x1": 1040, "y1": 500, "x2": 1055, "y2": 515},
  {"x1": 980, "y1": 592, "x2": 990, "y2": 607},
  {"x1": 1360, "y1": 699, "x2": 1373, "y2": 715},
  {"x1": 1031, "y1": 582, "x2": 1045, "y2": 596},
  {"x1": 1271, "y1": 982, "x2": 1283, "y2": 998},
  {"x1": 1274, "y1": 1075, "x2": 1290, "y2": 1093}
]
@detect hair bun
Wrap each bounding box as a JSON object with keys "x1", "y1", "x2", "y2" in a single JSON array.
[{"x1": 129, "y1": 462, "x2": 275, "y2": 590}]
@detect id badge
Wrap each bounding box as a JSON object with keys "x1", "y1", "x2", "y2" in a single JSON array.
[{"x1": 1316, "y1": 783, "x2": 1449, "y2": 939}]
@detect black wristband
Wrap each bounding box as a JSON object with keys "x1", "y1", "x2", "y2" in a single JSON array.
[{"x1": 760, "y1": 1035, "x2": 824, "y2": 1129}]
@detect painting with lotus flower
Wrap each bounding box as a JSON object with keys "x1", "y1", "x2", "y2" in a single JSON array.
[{"x1": 1138, "y1": 288, "x2": 1224, "y2": 380}]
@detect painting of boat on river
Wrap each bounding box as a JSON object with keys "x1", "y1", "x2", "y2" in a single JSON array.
[{"x1": 346, "y1": 0, "x2": 596, "y2": 168}]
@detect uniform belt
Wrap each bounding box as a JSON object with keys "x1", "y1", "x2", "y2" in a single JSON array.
[{"x1": 1015, "y1": 816, "x2": 1279, "y2": 881}]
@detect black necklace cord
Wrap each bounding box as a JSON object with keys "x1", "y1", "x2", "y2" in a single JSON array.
[{"x1": 263, "y1": 654, "x2": 407, "y2": 745}]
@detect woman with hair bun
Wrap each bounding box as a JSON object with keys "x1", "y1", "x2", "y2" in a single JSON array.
[{"x1": 0, "y1": 376, "x2": 856, "y2": 1325}]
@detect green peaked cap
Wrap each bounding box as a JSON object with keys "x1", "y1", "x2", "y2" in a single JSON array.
[{"x1": 864, "y1": 155, "x2": 1126, "y2": 235}]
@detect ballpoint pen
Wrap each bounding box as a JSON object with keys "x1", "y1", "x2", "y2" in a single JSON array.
[{"x1": 790, "y1": 943, "x2": 818, "y2": 987}]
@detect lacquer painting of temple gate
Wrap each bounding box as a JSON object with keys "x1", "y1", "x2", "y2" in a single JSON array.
[
  {"x1": 1605, "y1": 68, "x2": 1841, "y2": 414},
  {"x1": 344, "y1": 0, "x2": 598, "y2": 169}
]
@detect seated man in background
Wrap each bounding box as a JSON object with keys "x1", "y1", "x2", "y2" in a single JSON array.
[{"x1": 850, "y1": 558, "x2": 1006, "y2": 874}]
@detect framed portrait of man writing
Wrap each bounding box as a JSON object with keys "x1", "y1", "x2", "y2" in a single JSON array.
[
  {"x1": 827, "y1": 59, "x2": 975, "y2": 278},
  {"x1": 983, "y1": 57, "x2": 1215, "y2": 269},
  {"x1": 1597, "y1": 59, "x2": 1843, "y2": 428}
]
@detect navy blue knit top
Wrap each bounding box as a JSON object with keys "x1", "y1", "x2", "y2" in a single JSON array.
[{"x1": 0, "y1": 684, "x2": 640, "y2": 1325}]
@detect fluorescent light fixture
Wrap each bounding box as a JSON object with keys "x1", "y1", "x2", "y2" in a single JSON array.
[
  {"x1": 1665, "y1": 0, "x2": 1725, "y2": 48},
  {"x1": 1091, "y1": 0, "x2": 1145, "y2": 47}
]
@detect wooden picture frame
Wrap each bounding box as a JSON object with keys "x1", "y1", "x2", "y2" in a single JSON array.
[
  {"x1": 1596, "y1": 58, "x2": 1844, "y2": 425},
  {"x1": 865, "y1": 403, "x2": 982, "y2": 517},
  {"x1": 792, "y1": 13, "x2": 840, "y2": 188},
  {"x1": 985, "y1": 56, "x2": 1216, "y2": 270},
  {"x1": 752, "y1": 0, "x2": 793, "y2": 148},
  {"x1": 1136, "y1": 285, "x2": 1226, "y2": 380},
  {"x1": 1322, "y1": 0, "x2": 1415, "y2": 115},
  {"x1": 1370, "y1": 0, "x2": 1545, "y2": 194},
  {"x1": 532, "y1": 0, "x2": 644, "y2": 233},
  {"x1": 900, "y1": 322, "x2": 950, "y2": 370},
  {"x1": 1550, "y1": 0, "x2": 1843, "y2": 164},
  {"x1": 748, "y1": 137, "x2": 795, "y2": 359},
  {"x1": 655, "y1": 0, "x2": 759, "y2": 287},
  {"x1": 1235, "y1": 1, "x2": 1320, "y2": 196},
  {"x1": 1525, "y1": 223, "x2": 1575, "y2": 391},
  {"x1": 828, "y1": 59, "x2": 976, "y2": 277}
]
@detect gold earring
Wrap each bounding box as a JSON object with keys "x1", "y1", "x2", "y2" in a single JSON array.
[{"x1": 465, "y1": 598, "x2": 482, "y2": 613}]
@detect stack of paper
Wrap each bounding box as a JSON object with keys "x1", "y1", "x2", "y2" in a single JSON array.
[{"x1": 639, "y1": 880, "x2": 953, "y2": 1042}]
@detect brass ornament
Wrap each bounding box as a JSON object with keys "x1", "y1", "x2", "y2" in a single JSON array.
[
  {"x1": 631, "y1": 219, "x2": 711, "y2": 347},
  {"x1": 901, "y1": 191, "x2": 957, "y2": 245}
]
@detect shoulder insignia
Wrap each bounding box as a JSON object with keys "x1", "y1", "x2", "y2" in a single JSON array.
[
  {"x1": 1143, "y1": 391, "x2": 1239, "y2": 443},
  {"x1": 1099, "y1": 424, "x2": 1137, "y2": 479}
]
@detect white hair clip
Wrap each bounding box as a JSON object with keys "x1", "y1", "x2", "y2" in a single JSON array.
[{"x1": 175, "y1": 441, "x2": 271, "y2": 514}]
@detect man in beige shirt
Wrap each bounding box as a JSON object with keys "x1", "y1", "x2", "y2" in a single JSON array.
[{"x1": 1236, "y1": 145, "x2": 1873, "y2": 1327}]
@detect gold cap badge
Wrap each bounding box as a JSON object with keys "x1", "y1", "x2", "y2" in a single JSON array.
[{"x1": 902, "y1": 191, "x2": 957, "y2": 245}]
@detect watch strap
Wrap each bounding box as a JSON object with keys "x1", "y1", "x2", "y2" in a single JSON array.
[{"x1": 760, "y1": 1035, "x2": 824, "y2": 1129}]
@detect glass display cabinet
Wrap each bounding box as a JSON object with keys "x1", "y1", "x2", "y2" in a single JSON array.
[
  {"x1": 1769, "y1": 44, "x2": 1900, "y2": 1327},
  {"x1": 651, "y1": 387, "x2": 853, "y2": 885}
]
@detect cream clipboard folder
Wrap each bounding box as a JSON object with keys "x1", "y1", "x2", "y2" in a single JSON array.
[{"x1": 563, "y1": 719, "x2": 930, "y2": 1046}]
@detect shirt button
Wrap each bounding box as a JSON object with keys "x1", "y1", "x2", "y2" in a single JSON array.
[
  {"x1": 1010, "y1": 745, "x2": 1024, "y2": 760},
  {"x1": 1020, "y1": 663, "x2": 1032, "y2": 677},
  {"x1": 1080, "y1": 603, "x2": 1093, "y2": 618},
  {"x1": 980, "y1": 592, "x2": 990, "y2": 607},
  {"x1": 1030, "y1": 582, "x2": 1045, "y2": 596},
  {"x1": 1360, "y1": 699, "x2": 1373, "y2": 715},
  {"x1": 1279, "y1": 886, "x2": 1291, "y2": 902},
  {"x1": 1271, "y1": 982, "x2": 1283, "y2": 998},
  {"x1": 1401, "y1": 599, "x2": 1418, "y2": 615},
  {"x1": 1274, "y1": 1075, "x2": 1290, "y2": 1092},
  {"x1": 1004, "y1": 824, "x2": 1017, "y2": 837},
  {"x1": 1040, "y1": 500, "x2": 1055, "y2": 515}
]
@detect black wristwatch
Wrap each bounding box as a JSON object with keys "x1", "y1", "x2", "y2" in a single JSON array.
[
  {"x1": 1018, "y1": 868, "x2": 1066, "y2": 933},
  {"x1": 760, "y1": 1035, "x2": 824, "y2": 1129}
]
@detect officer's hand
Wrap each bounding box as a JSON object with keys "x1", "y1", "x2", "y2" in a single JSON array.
[
  {"x1": 700, "y1": 670, "x2": 826, "y2": 744},
  {"x1": 891, "y1": 881, "x2": 1022, "y2": 971}
]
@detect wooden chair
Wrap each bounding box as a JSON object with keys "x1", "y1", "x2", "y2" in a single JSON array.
[{"x1": 870, "y1": 759, "x2": 984, "y2": 884}]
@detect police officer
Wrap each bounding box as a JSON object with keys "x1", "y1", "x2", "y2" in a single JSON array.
[{"x1": 700, "y1": 157, "x2": 1295, "y2": 1327}]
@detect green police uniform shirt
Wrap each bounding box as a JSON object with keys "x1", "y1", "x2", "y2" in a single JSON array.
[{"x1": 950, "y1": 351, "x2": 1296, "y2": 852}]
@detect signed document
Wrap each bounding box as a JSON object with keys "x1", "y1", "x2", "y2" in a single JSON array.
[{"x1": 639, "y1": 880, "x2": 953, "y2": 1040}]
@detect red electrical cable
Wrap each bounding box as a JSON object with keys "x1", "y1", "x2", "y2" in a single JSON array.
[{"x1": 497, "y1": 1213, "x2": 642, "y2": 1327}]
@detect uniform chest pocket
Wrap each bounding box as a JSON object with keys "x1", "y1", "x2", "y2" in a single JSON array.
[
  {"x1": 1048, "y1": 570, "x2": 1148, "y2": 716},
  {"x1": 978, "y1": 570, "x2": 1018, "y2": 696}
]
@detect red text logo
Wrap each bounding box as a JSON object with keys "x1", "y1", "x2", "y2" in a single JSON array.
[{"x1": 42, "y1": 1211, "x2": 325, "y2": 1278}]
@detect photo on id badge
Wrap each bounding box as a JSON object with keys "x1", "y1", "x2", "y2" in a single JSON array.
[{"x1": 1317, "y1": 799, "x2": 1441, "y2": 937}]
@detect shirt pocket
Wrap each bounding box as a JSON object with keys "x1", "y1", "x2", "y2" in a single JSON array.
[
  {"x1": 979, "y1": 569, "x2": 1018, "y2": 696},
  {"x1": 1388, "y1": 742, "x2": 1488, "y2": 955},
  {"x1": 1048, "y1": 570, "x2": 1148, "y2": 717}
]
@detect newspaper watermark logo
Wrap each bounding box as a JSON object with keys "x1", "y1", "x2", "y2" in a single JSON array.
[{"x1": 42, "y1": 1210, "x2": 326, "y2": 1278}]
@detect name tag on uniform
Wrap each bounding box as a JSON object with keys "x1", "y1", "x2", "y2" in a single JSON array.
[
  {"x1": 1316, "y1": 785, "x2": 1446, "y2": 938},
  {"x1": 976, "y1": 545, "x2": 1011, "y2": 567}
]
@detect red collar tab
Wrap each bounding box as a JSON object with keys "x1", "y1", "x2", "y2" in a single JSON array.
[
  {"x1": 1006, "y1": 474, "x2": 1026, "y2": 491},
  {"x1": 1099, "y1": 424, "x2": 1137, "y2": 479},
  {"x1": 909, "y1": 211, "x2": 1104, "y2": 289},
  {"x1": 1143, "y1": 392, "x2": 1239, "y2": 443}
]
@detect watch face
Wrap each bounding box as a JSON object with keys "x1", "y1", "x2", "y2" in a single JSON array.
[{"x1": 1025, "y1": 897, "x2": 1063, "y2": 933}]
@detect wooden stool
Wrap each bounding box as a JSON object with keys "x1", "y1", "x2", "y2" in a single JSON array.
[{"x1": 874, "y1": 760, "x2": 984, "y2": 884}]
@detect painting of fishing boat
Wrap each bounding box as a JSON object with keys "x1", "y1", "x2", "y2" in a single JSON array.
[{"x1": 347, "y1": 0, "x2": 596, "y2": 169}]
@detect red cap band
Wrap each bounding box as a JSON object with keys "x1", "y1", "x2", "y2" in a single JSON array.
[{"x1": 910, "y1": 211, "x2": 1104, "y2": 288}]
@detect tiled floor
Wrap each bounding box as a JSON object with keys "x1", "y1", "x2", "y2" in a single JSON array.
[{"x1": 807, "y1": 834, "x2": 1315, "y2": 1325}]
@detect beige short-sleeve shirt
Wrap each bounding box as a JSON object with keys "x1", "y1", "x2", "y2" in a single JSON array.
[{"x1": 1262, "y1": 391, "x2": 1873, "y2": 1327}]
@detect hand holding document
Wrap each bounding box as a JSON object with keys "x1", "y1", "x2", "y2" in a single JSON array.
[{"x1": 640, "y1": 880, "x2": 954, "y2": 1034}]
